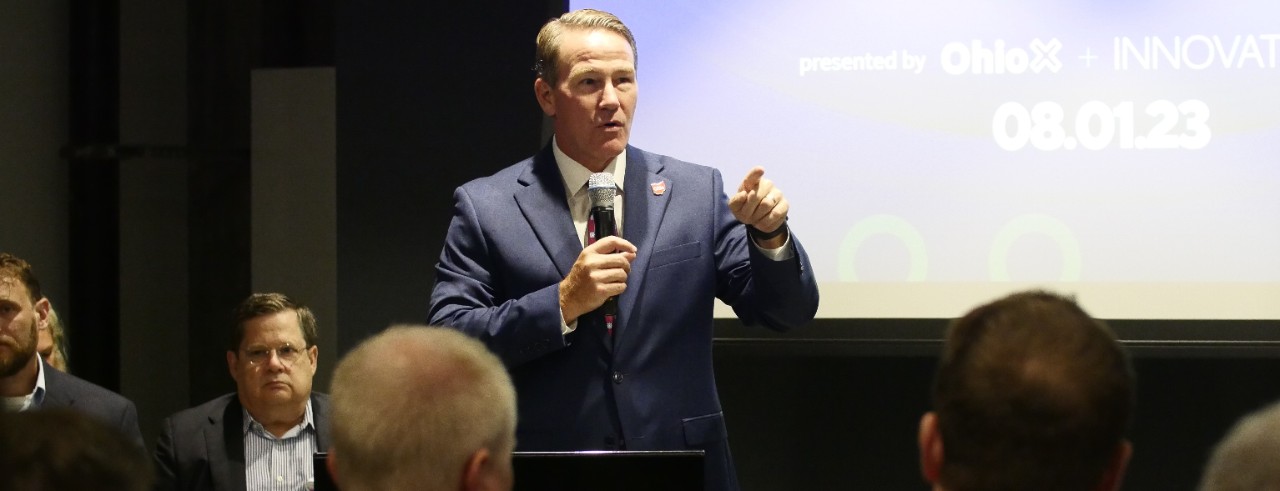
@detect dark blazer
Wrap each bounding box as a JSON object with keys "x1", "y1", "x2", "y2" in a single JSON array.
[
  {"x1": 153, "y1": 392, "x2": 332, "y2": 491},
  {"x1": 41, "y1": 359, "x2": 144, "y2": 447},
  {"x1": 430, "y1": 144, "x2": 820, "y2": 491}
]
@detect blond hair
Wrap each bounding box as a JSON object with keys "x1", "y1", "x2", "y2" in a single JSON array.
[
  {"x1": 1199, "y1": 399, "x2": 1280, "y2": 491},
  {"x1": 534, "y1": 8, "x2": 636, "y2": 86},
  {"x1": 43, "y1": 303, "x2": 70, "y2": 371}
]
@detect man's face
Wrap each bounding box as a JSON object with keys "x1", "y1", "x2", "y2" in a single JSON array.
[
  {"x1": 226, "y1": 310, "x2": 317, "y2": 412},
  {"x1": 535, "y1": 28, "x2": 637, "y2": 171},
  {"x1": 0, "y1": 278, "x2": 45, "y2": 378}
]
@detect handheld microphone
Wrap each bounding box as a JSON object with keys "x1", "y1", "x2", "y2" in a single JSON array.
[{"x1": 588, "y1": 173, "x2": 618, "y2": 317}]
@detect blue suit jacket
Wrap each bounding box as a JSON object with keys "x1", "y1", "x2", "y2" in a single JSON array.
[
  {"x1": 430, "y1": 144, "x2": 819, "y2": 491},
  {"x1": 152, "y1": 393, "x2": 332, "y2": 491}
]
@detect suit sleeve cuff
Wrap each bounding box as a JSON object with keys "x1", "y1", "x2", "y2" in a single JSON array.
[{"x1": 752, "y1": 230, "x2": 795, "y2": 261}]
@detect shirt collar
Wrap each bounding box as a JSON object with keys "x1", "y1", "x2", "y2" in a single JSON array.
[
  {"x1": 242, "y1": 398, "x2": 315, "y2": 436},
  {"x1": 551, "y1": 137, "x2": 627, "y2": 198},
  {"x1": 33, "y1": 353, "x2": 46, "y2": 407},
  {"x1": 4, "y1": 353, "x2": 47, "y2": 412}
]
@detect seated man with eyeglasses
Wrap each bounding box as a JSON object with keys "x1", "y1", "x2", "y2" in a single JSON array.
[{"x1": 154, "y1": 293, "x2": 330, "y2": 491}]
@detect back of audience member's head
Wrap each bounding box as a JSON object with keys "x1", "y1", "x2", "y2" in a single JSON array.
[
  {"x1": 1198, "y1": 399, "x2": 1280, "y2": 491},
  {"x1": 0, "y1": 408, "x2": 153, "y2": 491},
  {"x1": 920, "y1": 290, "x2": 1134, "y2": 491},
  {"x1": 329, "y1": 325, "x2": 517, "y2": 491}
]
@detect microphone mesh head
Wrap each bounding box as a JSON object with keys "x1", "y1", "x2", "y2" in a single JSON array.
[{"x1": 588, "y1": 173, "x2": 617, "y2": 208}]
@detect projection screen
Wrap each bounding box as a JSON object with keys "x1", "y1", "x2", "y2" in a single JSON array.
[{"x1": 565, "y1": 1, "x2": 1280, "y2": 320}]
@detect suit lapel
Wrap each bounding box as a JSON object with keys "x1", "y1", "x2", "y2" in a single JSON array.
[
  {"x1": 312, "y1": 394, "x2": 331, "y2": 451},
  {"x1": 514, "y1": 144, "x2": 580, "y2": 279},
  {"x1": 38, "y1": 361, "x2": 74, "y2": 408},
  {"x1": 615, "y1": 148, "x2": 671, "y2": 343},
  {"x1": 212, "y1": 398, "x2": 248, "y2": 491},
  {"x1": 209, "y1": 396, "x2": 326, "y2": 491}
]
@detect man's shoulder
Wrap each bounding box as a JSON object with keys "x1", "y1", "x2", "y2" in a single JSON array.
[
  {"x1": 164, "y1": 392, "x2": 238, "y2": 425},
  {"x1": 43, "y1": 366, "x2": 135, "y2": 411},
  {"x1": 457, "y1": 151, "x2": 543, "y2": 192},
  {"x1": 630, "y1": 146, "x2": 717, "y2": 178},
  {"x1": 454, "y1": 145, "x2": 719, "y2": 194},
  {"x1": 311, "y1": 392, "x2": 332, "y2": 427},
  {"x1": 311, "y1": 391, "x2": 331, "y2": 413}
]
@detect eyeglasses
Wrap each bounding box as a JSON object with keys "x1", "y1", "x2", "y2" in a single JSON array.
[{"x1": 241, "y1": 344, "x2": 308, "y2": 366}]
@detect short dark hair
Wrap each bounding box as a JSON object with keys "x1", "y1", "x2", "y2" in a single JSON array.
[
  {"x1": 0, "y1": 409, "x2": 153, "y2": 491},
  {"x1": 0, "y1": 252, "x2": 42, "y2": 303},
  {"x1": 229, "y1": 293, "x2": 318, "y2": 351},
  {"x1": 932, "y1": 290, "x2": 1134, "y2": 491}
]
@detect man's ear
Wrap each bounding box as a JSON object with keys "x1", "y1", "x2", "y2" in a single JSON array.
[
  {"x1": 326, "y1": 448, "x2": 339, "y2": 487},
  {"x1": 534, "y1": 78, "x2": 555, "y2": 117},
  {"x1": 33, "y1": 297, "x2": 50, "y2": 330},
  {"x1": 307, "y1": 345, "x2": 319, "y2": 375},
  {"x1": 1094, "y1": 440, "x2": 1132, "y2": 491},
  {"x1": 226, "y1": 350, "x2": 238, "y2": 381},
  {"x1": 918, "y1": 412, "x2": 944, "y2": 484},
  {"x1": 461, "y1": 448, "x2": 492, "y2": 491}
]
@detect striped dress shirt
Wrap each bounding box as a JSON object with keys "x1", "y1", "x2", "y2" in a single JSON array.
[{"x1": 242, "y1": 401, "x2": 317, "y2": 491}]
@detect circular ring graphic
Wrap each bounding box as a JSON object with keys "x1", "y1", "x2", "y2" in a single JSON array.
[
  {"x1": 838, "y1": 214, "x2": 928, "y2": 281},
  {"x1": 989, "y1": 214, "x2": 1082, "y2": 281}
]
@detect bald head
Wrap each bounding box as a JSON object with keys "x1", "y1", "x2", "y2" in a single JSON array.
[
  {"x1": 1199, "y1": 399, "x2": 1280, "y2": 491},
  {"x1": 329, "y1": 325, "x2": 516, "y2": 491}
]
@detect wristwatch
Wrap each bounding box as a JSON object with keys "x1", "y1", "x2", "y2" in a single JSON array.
[{"x1": 748, "y1": 221, "x2": 788, "y2": 241}]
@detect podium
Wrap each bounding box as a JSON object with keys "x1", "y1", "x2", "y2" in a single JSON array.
[{"x1": 513, "y1": 450, "x2": 704, "y2": 491}]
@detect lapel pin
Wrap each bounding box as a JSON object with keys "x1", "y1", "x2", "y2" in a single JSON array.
[{"x1": 650, "y1": 180, "x2": 666, "y2": 196}]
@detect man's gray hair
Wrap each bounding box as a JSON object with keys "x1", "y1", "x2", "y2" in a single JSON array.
[{"x1": 1199, "y1": 399, "x2": 1280, "y2": 491}]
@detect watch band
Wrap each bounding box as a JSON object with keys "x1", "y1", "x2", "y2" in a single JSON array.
[{"x1": 748, "y1": 222, "x2": 788, "y2": 241}]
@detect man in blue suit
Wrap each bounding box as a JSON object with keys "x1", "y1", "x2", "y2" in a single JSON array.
[{"x1": 429, "y1": 9, "x2": 819, "y2": 491}]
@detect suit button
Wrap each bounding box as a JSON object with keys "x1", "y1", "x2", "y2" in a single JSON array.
[{"x1": 612, "y1": 371, "x2": 624, "y2": 384}]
